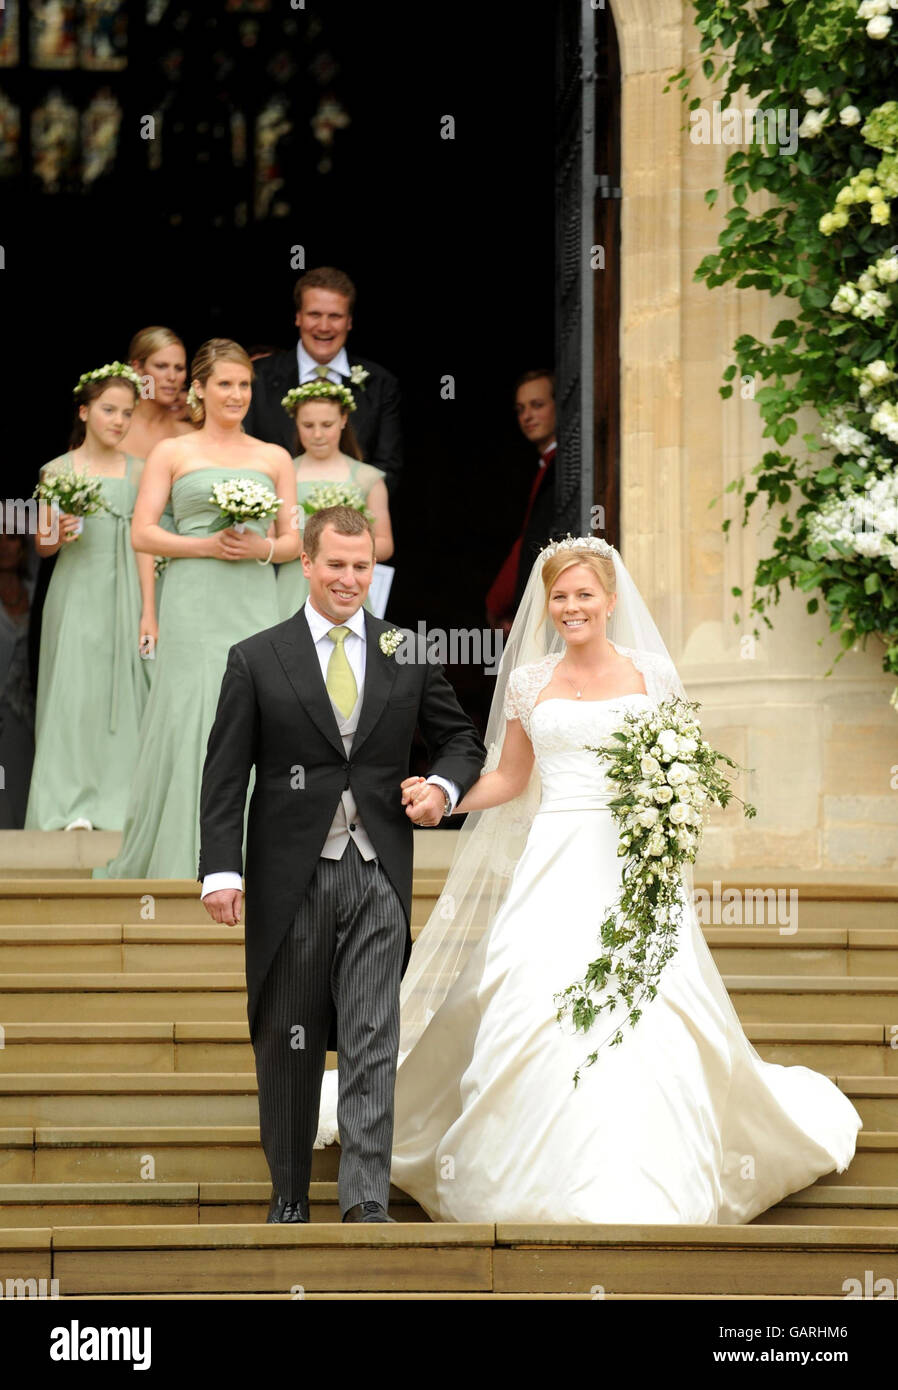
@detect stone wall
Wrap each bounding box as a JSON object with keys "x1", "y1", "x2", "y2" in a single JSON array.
[{"x1": 609, "y1": 0, "x2": 896, "y2": 871}]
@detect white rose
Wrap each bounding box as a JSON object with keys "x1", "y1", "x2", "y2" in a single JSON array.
[
  {"x1": 667, "y1": 761, "x2": 692, "y2": 786},
  {"x1": 867, "y1": 14, "x2": 893, "y2": 36},
  {"x1": 858, "y1": 271, "x2": 877, "y2": 293},
  {"x1": 859, "y1": 0, "x2": 889, "y2": 15},
  {"x1": 656, "y1": 729, "x2": 680, "y2": 759},
  {"x1": 799, "y1": 109, "x2": 829, "y2": 138},
  {"x1": 839, "y1": 106, "x2": 861, "y2": 127},
  {"x1": 640, "y1": 754, "x2": 661, "y2": 776},
  {"x1": 802, "y1": 87, "x2": 826, "y2": 107},
  {"x1": 653, "y1": 785, "x2": 674, "y2": 804},
  {"x1": 646, "y1": 833, "x2": 665, "y2": 857},
  {"x1": 637, "y1": 807, "x2": 660, "y2": 829},
  {"x1": 866, "y1": 358, "x2": 893, "y2": 384},
  {"x1": 669, "y1": 802, "x2": 691, "y2": 825},
  {"x1": 830, "y1": 284, "x2": 859, "y2": 311},
  {"x1": 875, "y1": 256, "x2": 898, "y2": 283},
  {"x1": 677, "y1": 736, "x2": 698, "y2": 756}
]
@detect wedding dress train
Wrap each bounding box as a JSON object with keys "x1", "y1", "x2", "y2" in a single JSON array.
[{"x1": 318, "y1": 666, "x2": 861, "y2": 1224}]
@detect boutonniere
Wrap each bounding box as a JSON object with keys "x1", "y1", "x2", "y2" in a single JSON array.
[
  {"x1": 349, "y1": 363, "x2": 370, "y2": 391},
  {"x1": 379, "y1": 628, "x2": 404, "y2": 657}
]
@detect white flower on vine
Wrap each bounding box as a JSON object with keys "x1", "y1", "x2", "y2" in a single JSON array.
[
  {"x1": 867, "y1": 13, "x2": 894, "y2": 37},
  {"x1": 874, "y1": 255, "x2": 898, "y2": 284},
  {"x1": 802, "y1": 87, "x2": 826, "y2": 107},
  {"x1": 839, "y1": 106, "x2": 862, "y2": 127},
  {"x1": 830, "y1": 283, "x2": 859, "y2": 311},
  {"x1": 799, "y1": 109, "x2": 829, "y2": 138},
  {"x1": 858, "y1": 0, "x2": 889, "y2": 15},
  {"x1": 855, "y1": 290, "x2": 890, "y2": 320}
]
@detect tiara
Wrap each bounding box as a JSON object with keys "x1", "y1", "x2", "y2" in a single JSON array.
[
  {"x1": 539, "y1": 534, "x2": 616, "y2": 560},
  {"x1": 73, "y1": 361, "x2": 143, "y2": 396},
  {"x1": 281, "y1": 381, "x2": 356, "y2": 415}
]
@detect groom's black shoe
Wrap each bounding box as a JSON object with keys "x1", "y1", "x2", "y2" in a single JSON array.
[
  {"x1": 267, "y1": 1191, "x2": 310, "y2": 1223},
  {"x1": 342, "y1": 1201, "x2": 396, "y2": 1223}
]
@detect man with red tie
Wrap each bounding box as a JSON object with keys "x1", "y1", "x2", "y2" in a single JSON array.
[{"x1": 486, "y1": 369, "x2": 557, "y2": 635}]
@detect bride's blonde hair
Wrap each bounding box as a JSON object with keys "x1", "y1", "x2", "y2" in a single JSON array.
[{"x1": 541, "y1": 547, "x2": 616, "y2": 614}]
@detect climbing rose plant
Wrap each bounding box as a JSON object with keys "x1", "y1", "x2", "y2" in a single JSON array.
[{"x1": 670, "y1": 0, "x2": 898, "y2": 706}]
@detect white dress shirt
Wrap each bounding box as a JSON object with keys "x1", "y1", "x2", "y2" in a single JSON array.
[
  {"x1": 296, "y1": 342, "x2": 351, "y2": 386},
  {"x1": 201, "y1": 599, "x2": 460, "y2": 898}
]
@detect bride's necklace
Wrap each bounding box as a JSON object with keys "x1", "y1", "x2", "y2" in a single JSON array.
[{"x1": 559, "y1": 664, "x2": 595, "y2": 700}]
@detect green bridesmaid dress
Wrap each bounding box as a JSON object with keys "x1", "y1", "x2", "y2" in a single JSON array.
[
  {"x1": 276, "y1": 458, "x2": 385, "y2": 620},
  {"x1": 25, "y1": 454, "x2": 152, "y2": 831},
  {"x1": 96, "y1": 466, "x2": 280, "y2": 880}
]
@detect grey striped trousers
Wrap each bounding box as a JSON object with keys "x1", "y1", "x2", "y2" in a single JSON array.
[{"x1": 251, "y1": 840, "x2": 407, "y2": 1213}]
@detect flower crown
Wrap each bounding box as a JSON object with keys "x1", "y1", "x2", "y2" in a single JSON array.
[
  {"x1": 539, "y1": 534, "x2": 616, "y2": 561},
  {"x1": 281, "y1": 380, "x2": 356, "y2": 415},
  {"x1": 73, "y1": 361, "x2": 143, "y2": 397}
]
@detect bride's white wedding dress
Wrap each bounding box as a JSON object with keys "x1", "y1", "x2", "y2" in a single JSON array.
[{"x1": 318, "y1": 649, "x2": 862, "y2": 1224}]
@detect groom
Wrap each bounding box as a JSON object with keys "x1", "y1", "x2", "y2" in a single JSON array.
[{"x1": 197, "y1": 507, "x2": 485, "y2": 1222}]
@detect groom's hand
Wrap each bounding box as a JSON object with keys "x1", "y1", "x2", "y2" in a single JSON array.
[
  {"x1": 202, "y1": 888, "x2": 243, "y2": 926},
  {"x1": 402, "y1": 778, "x2": 446, "y2": 827}
]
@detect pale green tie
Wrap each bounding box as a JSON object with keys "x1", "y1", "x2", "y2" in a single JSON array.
[
  {"x1": 326, "y1": 626, "x2": 357, "y2": 716},
  {"x1": 314, "y1": 364, "x2": 332, "y2": 380}
]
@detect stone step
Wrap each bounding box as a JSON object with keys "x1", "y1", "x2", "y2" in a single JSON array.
[
  {"x1": 0, "y1": 1180, "x2": 427, "y2": 1227},
  {"x1": 2, "y1": 1124, "x2": 895, "y2": 1193},
  {"x1": 4, "y1": 971, "x2": 898, "y2": 1025},
  {"x1": 12, "y1": 1221, "x2": 897, "y2": 1297},
  {"x1": 725, "y1": 976, "x2": 898, "y2": 1024},
  {"x1": 0, "y1": 973, "x2": 247, "y2": 1022},
  {"x1": 4, "y1": 924, "x2": 898, "y2": 977},
  {"x1": 1, "y1": 1020, "x2": 894, "y2": 1075},
  {"x1": 0, "y1": 1074, "x2": 264, "y2": 1128},
  {"x1": 752, "y1": 1185, "x2": 898, "y2": 1227},
  {"x1": 3, "y1": 1177, "x2": 895, "y2": 1230},
  {"x1": 4, "y1": 1070, "x2": 891, "y2": 1131},
  {"x1": 0, "y1": 877, "x2": 893, "y2": 932}
]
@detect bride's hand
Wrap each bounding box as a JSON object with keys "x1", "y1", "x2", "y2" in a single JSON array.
[{"x1": 400, "y1": 776, "x2": 426, "y2": 806}]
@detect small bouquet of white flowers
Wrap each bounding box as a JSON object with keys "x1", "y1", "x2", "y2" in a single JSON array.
[
  {"x1": 208, "y1": 477, "x2": 282, "y2": 534},
  {"x1": 33, "y1": 464, "x2": 107, "y2": 540},
  {"x1": 302, "y1": 482, "x2": 374, "y2": 523},
  {"x1": 555, "y1": 697, "x2": 756, "y2": 1080}
]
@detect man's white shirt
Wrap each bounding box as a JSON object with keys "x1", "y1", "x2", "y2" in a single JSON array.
[
  {"x1": 296, "y1": 342, "x2": 351, "y2": 386},
  {"x1": 200, "y1": 598, "x2": 460, "y2": 899}
]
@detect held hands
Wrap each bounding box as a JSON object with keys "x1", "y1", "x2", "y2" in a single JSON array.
[
  {"x1": 205, "y1": 527, "x2": 268, "y2": 561},
  {"x1": 401, "y1": 776, "x2": 446, "y2": 827},
  {"x1": 202, "y1": 887, "x2": 243, "y2": 926}
]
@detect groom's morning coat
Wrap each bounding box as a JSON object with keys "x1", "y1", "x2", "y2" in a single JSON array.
[{"x1": 198, "y1": 608, "x2": 486, "y2": 1032}]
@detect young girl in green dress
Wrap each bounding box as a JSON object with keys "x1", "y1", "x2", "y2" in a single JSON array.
[
  {"x1": 276, "y1": 381, "x2": 394, "y2": 619},
  {"x1": 25, "y1": 364, "x2": 156, "y2": 831}
]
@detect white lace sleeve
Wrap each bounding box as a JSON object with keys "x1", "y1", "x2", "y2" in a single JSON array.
[
  {"x1": 619, "y1": 646, "x2": 684, "y2": 705},
  {"x1": 502, "y1": 656, "x2": 560, "y2": 738}
]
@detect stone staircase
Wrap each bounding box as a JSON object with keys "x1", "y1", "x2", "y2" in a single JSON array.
[{"x1": 0, "y1": 867, "x2": 896, "y2": 1299}]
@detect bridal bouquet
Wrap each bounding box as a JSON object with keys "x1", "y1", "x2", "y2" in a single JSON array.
[
  {"x1": 33, "y1": 465, "x2": 106, "y2": 539},
  {"x1": 302, "y1": 482, "x2": 374, "y2": 523},
  {"x1": 208, "y1": 477, "x2": 282, "y2": 534},
  {"x1": 555, "y1": 698, "x2": 756, "y2": 1081}
]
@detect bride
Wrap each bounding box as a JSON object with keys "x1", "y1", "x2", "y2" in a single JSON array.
[{"x1": 319, "y1": 536, "x2": 862, "y2": 1223}]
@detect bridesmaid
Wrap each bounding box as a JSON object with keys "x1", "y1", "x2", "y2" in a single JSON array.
[
  {"x1": 125, "y1": 326, "x2": 193, "y2": 458},
  {"x1": 97, "y1": 338, "x2": 299, "y2": 881},
  {"x1": 276, "y1": 381, "x2": 393, "y2": 619},
  {"x1": 0, "y1": 534, "x2": 36, "y2": 828},
  {"x1": 124, "y1": 325, "x2": 192, "y2": 594},
  {"x1": 25, "y1": 364, "x2": 155, "y2": 831}
]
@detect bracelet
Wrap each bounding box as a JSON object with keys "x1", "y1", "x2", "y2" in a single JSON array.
[{"x1": 256, "y1": 538, "x2": 276, "y2": 566}]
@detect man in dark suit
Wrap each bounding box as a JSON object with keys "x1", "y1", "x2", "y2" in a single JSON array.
[
  {"x1": 243, "y1": 266, "x2": 403, "y2": 497},
  {"x1": 198, "y1": 506, "x2": 485, "y2": 1223},
  {"x1": 486, "y1": 368, "x2": 558, "y2": 632}
]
